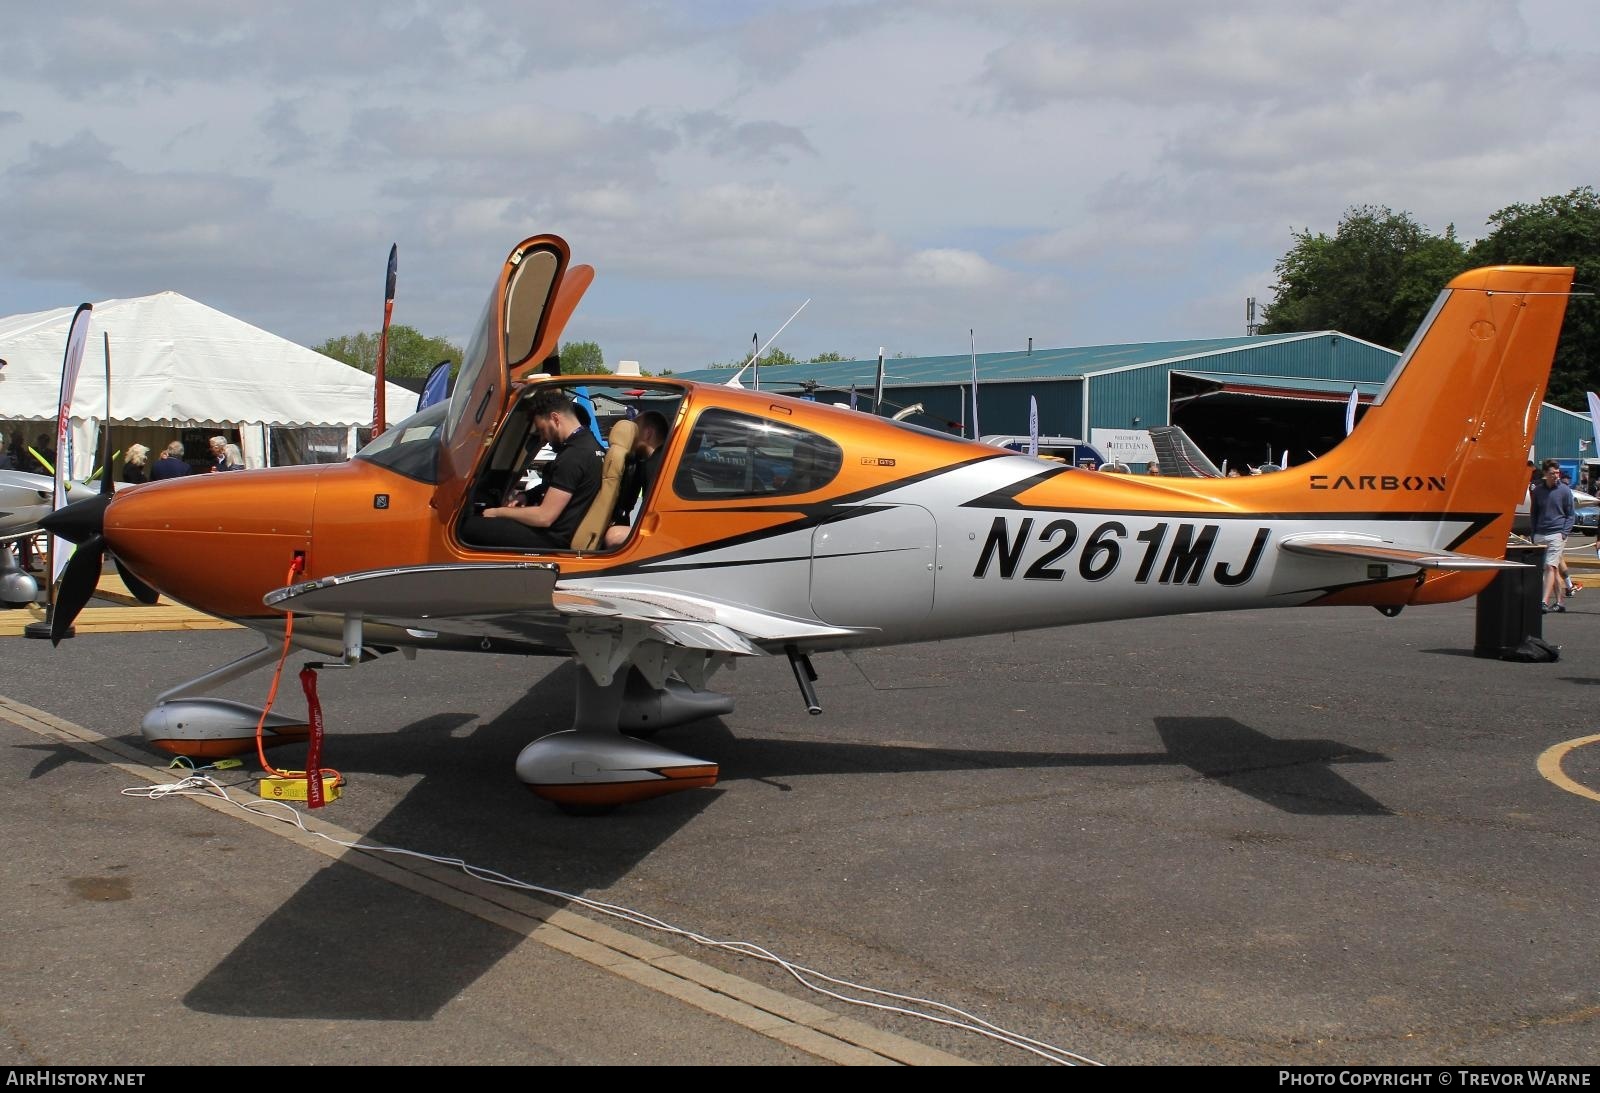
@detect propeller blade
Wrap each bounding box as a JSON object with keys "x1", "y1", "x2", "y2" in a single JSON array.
[
  {"x1": 38, "y1": 491, "x2": 110, "y2": 545},
  {"x1": 113, "y1": 556, "x2": 160, "y2": 605},
  {"x1": 52, "y1": 534, "x2": 106, "y2": 644}
]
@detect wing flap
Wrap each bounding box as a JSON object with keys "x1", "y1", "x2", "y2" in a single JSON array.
[
  {"x1": 1279, "y1": 534, "x2": 1523, "y2": 570},
  {"x1": 649, "y1": 620, "x2": 763, "y2": 656},
  {"x1": 553, "y1": 584, "x2": 867, "y2": 643}
]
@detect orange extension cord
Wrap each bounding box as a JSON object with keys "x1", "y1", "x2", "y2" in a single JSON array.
[{"x1": 253, "y1": 556, "x2": 342, "y2": 791}]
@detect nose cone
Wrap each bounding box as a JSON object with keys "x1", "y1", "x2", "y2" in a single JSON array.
[
  {"x1": 40, "y1": 492, "x2": 110, "y2": 544},
  {"x1": 105, "y1": 469, "x2": 321, "y2": 619}
]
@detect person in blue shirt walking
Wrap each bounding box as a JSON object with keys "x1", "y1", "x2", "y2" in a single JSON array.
[{"x1": 1530, "y1": 458, "x2": 1576, "y2": 613}]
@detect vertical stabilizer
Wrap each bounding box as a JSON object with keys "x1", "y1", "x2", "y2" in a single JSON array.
[{"x1": 1301, "y1": 266, "x2": 1573, "y2": 558}]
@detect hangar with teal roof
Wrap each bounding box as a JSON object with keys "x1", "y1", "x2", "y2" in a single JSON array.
[{"x1": 669, "y1": 331, "x2": 1590, "y2": 469}]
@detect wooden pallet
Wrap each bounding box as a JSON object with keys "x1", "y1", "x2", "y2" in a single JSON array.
[{"x1": 0, "y1": 569, "x2": 239, "y2": 637}]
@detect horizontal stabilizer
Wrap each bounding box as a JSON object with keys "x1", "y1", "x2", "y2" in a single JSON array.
[{"x1": 1279, "y1": 534, "x2": 1523, "y2": 570}]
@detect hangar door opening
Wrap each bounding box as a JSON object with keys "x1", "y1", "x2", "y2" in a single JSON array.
[{"x1": 1169, "y1": 373, "x2": 1366, "y2": 471}]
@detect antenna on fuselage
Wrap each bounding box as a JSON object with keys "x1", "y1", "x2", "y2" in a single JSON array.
[{"x1": 727, "y1": 299, "x2": 810, "y2": 389}]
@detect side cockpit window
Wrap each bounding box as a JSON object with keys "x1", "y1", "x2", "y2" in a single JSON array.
[{"x1": 672, "y1": 408, "x2": 842, "y2": 500}]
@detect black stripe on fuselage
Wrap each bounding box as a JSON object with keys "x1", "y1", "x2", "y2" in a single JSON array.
[{"x1": 592, "y1": 455, "x2": 1002, "y2": 577}]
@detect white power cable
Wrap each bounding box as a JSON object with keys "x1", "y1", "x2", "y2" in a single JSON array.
[{"x1": 123, "y1": 775, "x2": 1101, "y2": 1066}]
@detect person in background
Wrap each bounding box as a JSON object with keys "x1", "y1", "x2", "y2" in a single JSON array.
[
  {"x1": 1530, "y1": 458, "x2": 1575, "y2": 614},
  {"x1": 121, "y1": 443, "x2": 150, "y2": 484},
  {"x1": 150, "y1": 441, "x2": 189, "y2": 481},
  {"x1": 1552, "y1": 469, "x2": 1583, "y2": 598},
  {"x1": 29, "y1": 433, "x2": 56, "y2": 476},
  {"x1": 207, "y1": 435, "x2": 240, "y2": 472},
  {"x1": 1147, "y1": 461, "x2": 1161, "y2": 476},
  {"x1": 222, "y1": 441, "x2": 244, "y2": 471}
]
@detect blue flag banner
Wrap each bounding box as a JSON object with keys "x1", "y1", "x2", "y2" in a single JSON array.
[{"x1": 418, "y1": 360, "x2": 452, "y2": 411}]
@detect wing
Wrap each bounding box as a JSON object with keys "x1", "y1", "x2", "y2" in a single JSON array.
[
  {"x1": 264, "y1": 562, "x2": 868, "y2": 684},
  {"x1": 1278, "y1": 533, "x2": 1524, "y2": 571}
]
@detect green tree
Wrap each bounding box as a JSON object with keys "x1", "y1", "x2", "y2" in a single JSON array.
[
  {"x1": 1470, "y1": 186, "x2": 1600, "y2": 409},
  {"x1": 809, "y1": 351, "x2": 847, "y2": 363},
  {"x1": 559, "y1": 340, "x2": 610, "y2": 375},
  {"x1": 314, "y1": 325, "x2": 462, "y2": 378},
  {"x1": 1259, "y1": 206, "x2": 1471, "y2": 350},
  {"x1": 706, "y1": 346, "x2": 799, "y2": 369}
]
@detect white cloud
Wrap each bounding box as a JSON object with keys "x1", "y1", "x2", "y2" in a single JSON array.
[
  {"x1": 903, "y1": 248, "x2": 1003, "y2": 288},
  {"x1": 0, "y1": 1, "x2": 1596, "y2": 371}
]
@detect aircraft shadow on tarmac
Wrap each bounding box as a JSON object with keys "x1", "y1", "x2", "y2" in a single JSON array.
[{"x1": 178, "y1": 667, "x2": 1390, "y2": 1021}]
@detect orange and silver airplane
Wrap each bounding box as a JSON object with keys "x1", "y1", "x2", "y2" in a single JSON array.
[{"x1": 42, "y1": 235, "x2": 1575, "y2": 809}]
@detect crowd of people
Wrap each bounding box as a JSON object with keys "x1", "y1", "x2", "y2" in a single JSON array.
[
  {"x1": 0, "y1": 431, "x2": 57, "y2": 475},
  {"x1": 0, "y1": 429, "x2": 245, "y2": 482}
]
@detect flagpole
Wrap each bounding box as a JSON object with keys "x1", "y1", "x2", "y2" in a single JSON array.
[
  {"x1": 373, "y1": 244, "x2": 397, "y2": 439},
  {"x1": 969, "y1": 330, "x2": 981, "y2": 439},
  {"x1": 24, "y1": 304, "x2": 92, "y2": 641}
]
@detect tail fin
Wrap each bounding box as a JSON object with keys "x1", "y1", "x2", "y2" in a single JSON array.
[
  {"x1": 1306, "y1": 265, "x2": 1571, "y2": 514},
  {"x1": 1277, "y1": 266, "x2": 1573, "y2": 603}
]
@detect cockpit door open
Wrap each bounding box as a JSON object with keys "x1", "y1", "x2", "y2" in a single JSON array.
[{"x1": 432, "y1": 235, "x2": 569, "y2": 521}]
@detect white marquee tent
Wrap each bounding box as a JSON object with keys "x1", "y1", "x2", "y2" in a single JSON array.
[{"x1": 0, "y1": 291, "x2": 415, "y2": 476}]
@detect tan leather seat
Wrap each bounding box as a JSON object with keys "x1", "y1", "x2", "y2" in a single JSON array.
[{"x1": 570, "y1": 418, "x2": 637, "y2": 551}]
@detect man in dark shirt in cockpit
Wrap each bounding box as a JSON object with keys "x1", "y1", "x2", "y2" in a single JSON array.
[{"x1": 473, "y1": 390, "x2": 603, "y2": 550}]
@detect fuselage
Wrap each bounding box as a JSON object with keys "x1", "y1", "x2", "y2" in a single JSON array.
[
  {"x1": 99, "y1": 376, "x2": 1503, "y2": 655},
  {"x1": 98, "y1": 253, "x2": 1576, "y2": 656}
]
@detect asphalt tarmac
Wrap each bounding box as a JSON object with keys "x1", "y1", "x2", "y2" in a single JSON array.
[{"x1": 3, "y1": 591, "x2": 1599, "y2": 1066}]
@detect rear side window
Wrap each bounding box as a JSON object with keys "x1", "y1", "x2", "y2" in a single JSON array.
[{"x1": 673, "y1": 408, "x2": 842, "y2": 500}]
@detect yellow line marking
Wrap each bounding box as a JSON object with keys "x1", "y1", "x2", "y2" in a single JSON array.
[
  {"x1": 1537, "y1": 733, "x2": 1600, "y2": 804},
  {"x1": 0, "y1": 692, "x2": 970, "y2": 1066}
]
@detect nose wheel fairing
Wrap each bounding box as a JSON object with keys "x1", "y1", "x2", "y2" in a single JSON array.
[
  {"x1": 136, "y1": 645, "x2": 313, "y2": 759},
  {"x1": 142, "y1": 699, "x2": 310, "y2": 759}
]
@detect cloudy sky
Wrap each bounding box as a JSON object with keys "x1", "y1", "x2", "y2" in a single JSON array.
[{"x1": 3, "y1": 1, "x2": 1597, "y2": 373}]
